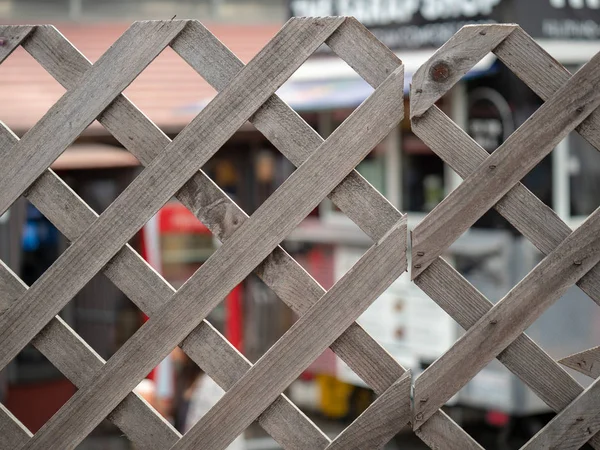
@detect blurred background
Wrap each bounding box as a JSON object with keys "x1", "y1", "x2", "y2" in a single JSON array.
[{"x1": 1, "y1": 1, "x2": 600, "y2": 449}]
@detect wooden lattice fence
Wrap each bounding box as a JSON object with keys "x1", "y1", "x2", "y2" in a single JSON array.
[{"x1": 0, "y1": 17, "x2": 599, "y2": 450}]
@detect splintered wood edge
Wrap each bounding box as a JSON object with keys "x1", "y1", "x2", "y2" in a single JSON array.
[
  {"x1": 410, "y1": 23, "x2": 517, "y2": 119},
  {"x1": 559, "y1": 346, "x2": 600, "y2": 379}
]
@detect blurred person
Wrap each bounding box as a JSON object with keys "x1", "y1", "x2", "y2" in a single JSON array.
[{"x1": 184, "y1": 370, "x2": 244, "y2": 450}]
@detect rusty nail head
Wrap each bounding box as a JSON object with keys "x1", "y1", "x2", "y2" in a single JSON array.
[
  {"x1": 430, "y1": 61, "x2": 451, "y2": 82},
  {"x1": 417, "y1": 251, "x2": 424, "y2": 256}
]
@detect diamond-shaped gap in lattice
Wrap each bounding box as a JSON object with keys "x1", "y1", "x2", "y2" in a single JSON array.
[
  {"x1": 275, "y1": 41, "x2": 375, "y2": 140},
  {"x1": 0, "y1": 43, "x2": 66, "y2": 134},
  {"x1": 2, "y1": 346, "x2": 75, "y2": 434},
  {"x1": 410, "y1": 25, "x2": 600, "y2": 440},
  {"x1": 122, "y1": 45, "x2": 217, "y2": 136},
  {"x1": 1, "y1": 18, "x2": 418, "y2": 450}
]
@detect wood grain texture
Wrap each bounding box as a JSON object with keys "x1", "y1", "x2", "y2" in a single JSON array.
[
  {"x1": 15, "y1": 22, "x2": 394, "y2": 449},
  {"x1": 173, "y1": 219, "x2": 407, "y2": 450},
  {"x1": 0, "y1": 25, "x2": 34, "y2": 64},
  {"x1": 412, "y1": 49, "x2": 600, "y2": 278},
  {"x1": 326, "y1": 371, "x2": 411, "y2": 450},
  {"x1": 414, "y1": 205, "x2": 600, "y2": 427},
  {"x1": 411, "y1": 106, "x2": 600, "y2": 309},
  {"x1": 175, "y1": 22, "x2": 476, "y2": 448},
  {"x1": 23, "y1": 46, "x2": 400, "y2": 450},
  {"x1": 410, "y1": 24, "x2": 516, "y2": 119},
  {"x1": 415, "y1": 257, "x2": 600, "y2": 448},
  {"x1": 0, "y1": 17, "x2": 343, "y2": 376},
  {"x1": 0, "y1": 258, "x2": 181, "y2": 450},
  {"x1": 0, "y1": 404, "x2": 30, "y2": 450},
  {"x1": 522, "y1": 377, "x2": 600, "y2": 450},
  {"x1": 0, "y1": 20, "x2": 187, "y2": 216},
  {"x1": 560, "y1": 346, "x2": 600, "y2": 379},
  {"x1": 494, "y1": 26, "x2": 600, "y2": 152}
]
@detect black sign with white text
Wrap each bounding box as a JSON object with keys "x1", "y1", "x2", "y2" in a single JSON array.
[{"x1": 288, "y1": 0, "x2": 600, "y2": 49}]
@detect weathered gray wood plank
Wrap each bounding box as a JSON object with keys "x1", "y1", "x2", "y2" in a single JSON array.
[
  {"x1": 0, "y1": 17, "x2": 343, "y2": 375},
  {"x1": 522, "y1": 376, "x2": 600, "y2": 450},
  {"x1": 174, "y1": 219, "x2": 407, "y2": 450},
  {"x1": 415, "y1": 257, "x2": 600, "y2": 448},
  {"x1": 24, "y1": 35, "x2": 399, "y2": 449},
  {"x1": 0, "y1": 25, "x2": 34, "y2": 64},
  {"x1": 326, "y1": 371, "x2": 411, "y2": 450},
  {"x1": 560, "y1": 346, "x2": 600, "y2": 379},
  {"x1": 0, "y1": 404, "x2": 30, "y2": 450},
  {"x1": 412, "y1": 49, "x2": 600, "y2": 278},
  {"x1": 410, "y1": 24, "x2": 516, "y2": 118},
  {"x1": 0, "y1": 258, "x2": 181, "y2": 450},
  {"x1": 173, "y1": 19, "x2": 483, "y2": 449},
  {"x1": 413, "y1": 204, "x2": 600, "y2": 427},
  {"x1": 0, "y1": 20, "x2": 187, "y2": 216},
  {"x1": 20, "y1": 20, "x2": 479, "y2": 449},
  {"x1": 17, "y1": 22, "x2": 400, "y2": 449},
  {"x1": 494, "y1": 26, "x2": 600, "y2": 152}
]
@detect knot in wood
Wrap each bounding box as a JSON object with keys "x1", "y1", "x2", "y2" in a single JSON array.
[{"x1": 430, "y1": 61, "x2": 451, "y2": 82}]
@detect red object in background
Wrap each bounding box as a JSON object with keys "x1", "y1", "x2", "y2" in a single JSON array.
[
  {"x1": 226, "y1": 285, "x2": 243, "y2": 352},
  {"x1": 6, "y1": 379, "x2": 75, "y2": 433},
  {"x1": 158, "y1": 202, "x2": 210, "y2": 235},
  {"x1": 486, "y1": 410, "x2": 510, "y2": 427}
]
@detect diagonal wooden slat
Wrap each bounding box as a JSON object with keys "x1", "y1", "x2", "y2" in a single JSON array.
[
  {"x1": 522, "y1": 375, "x2": 600, "y2": 450},
  {"x1": 325, "y1": 371, "x2": 411, "y2": 450},
  {"x1": 25, "y1": 53, "x2": 402, "y2": 450},
  {"x1": 15, "y1": 22, "x2": 470, "y2": 449},
  {"x1": 410, "y1": 24, "x2": 516, "y2": 118},
  {"x1": 560, "y1": 346, "x2": 600, "y2": 379},
  {"x1": 9, "y1": 20, "x2": 481, "y2": 450},
  {"x1": 415, "y1": 258, "x2": 600, "y2": 449},
  {"x1": 175, "y1": 22, "x2": 478, "y2": 448},
  {"x1": 0, "y1": 20, "x2": 188, "y2": 216},
  {"x1": 412, "y1": 106, "x2": 600, "y2": 308},
  {"x1": 0, "y1": 403, "x2": 31, "y2": 449},
  {"x1": 0, "y1": 16, "x2": 344, "y2": 374},
  {"x1": 173, "y1": 219, "x2": 407, "y2": 449},
  {"x1": 0, "y1": 258, "x2": 181, "y2": 450},
  {"x1": 411, "y1": 49, "x2": 600, "y2": 278},
  {"x1": 0, "y1": 123, "x2": 183, "y2": 450},
  {"x1": 494, "y1": 26, "x2": 600, "y2": 152},
  {"x1": 0, "y1": 62, "x2": 329, "y2": 450},
  {"x1": 0, "y1": 25, "x2": 34, "y2": 64},
  {"x1": 413, "y1": 204, "x2": 600, "y2": 427}
]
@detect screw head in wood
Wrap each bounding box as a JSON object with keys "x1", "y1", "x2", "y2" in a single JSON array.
[
  {"x1": 416, "y1": 251, "x2": 424, "y2": 256},
  {"x1": 489, "y1": 164, "x2": 497, "y2": 170},
  {"x1": 574, "y1": 260, "x2": 582, "y2": 265},
  {"x1": 430, "y1": 61, "x2": 451, "y2": 82},
  {"x1": 414, "y1": 263, "x2": 422, "y2": 269},
  {"x1": 490, "y1": 319, "x2": 498, "y2": 325},
  {"x1": 415, "y1": 413, "x2": 424, "y2": 421}
]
